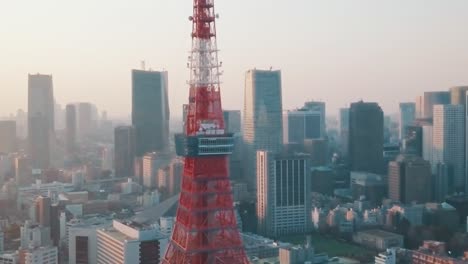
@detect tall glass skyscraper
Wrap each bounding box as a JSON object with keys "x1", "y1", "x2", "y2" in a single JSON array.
[
  {"x1": 432, "y1": 104, "x2": 465, "y2": 192},
  {"x1": 243, "y1": 69, "x2": 283, "y2": 189},
  {"x1": 132, "y1": 70, "x2": 170, "y2": 157},
  {"x1": 28, "y1": 74, "x2": 54, "y2": 169}
]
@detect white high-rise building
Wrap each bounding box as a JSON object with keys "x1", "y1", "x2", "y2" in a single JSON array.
[
  {"x1": 432, "y1": 104, "x2": 465, "y2": 192},
  {"x1": 97, "y1": 220, "x2": 168, "y2": 264},
  {"x1": 256, "y1": 151, "x2": 311, "y2": 237},
  {"x1": 399, "y1": 103, "x2": 416, "y2": 140},
  {"x1": 243, "y1": 69, "x2": 283, "y2": 189}
]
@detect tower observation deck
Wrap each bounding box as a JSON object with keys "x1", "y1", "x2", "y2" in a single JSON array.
[{"x1": 162, "y1": 0, "x2": 249, "y2": 263}]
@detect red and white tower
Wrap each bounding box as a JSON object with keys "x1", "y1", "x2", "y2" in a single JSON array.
[{"x1": 163, "y1": 0, "x2": 249, "y2": 263}]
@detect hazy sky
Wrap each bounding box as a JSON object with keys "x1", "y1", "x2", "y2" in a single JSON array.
[{"x1": 1, "y1": 0, "x2": 468, "y2": 118}]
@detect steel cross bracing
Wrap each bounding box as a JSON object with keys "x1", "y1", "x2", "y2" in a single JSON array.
[{"x1": 162, "y1": 0, "x2": 249, "y2": 263}]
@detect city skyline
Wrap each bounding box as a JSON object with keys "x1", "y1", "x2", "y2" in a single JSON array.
[{"x1": 2, "y1": 0, "x2": 468, "y2": 118}]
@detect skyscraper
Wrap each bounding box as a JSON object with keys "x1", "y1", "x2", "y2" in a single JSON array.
[
  {"x1": 256, "y1": 151, "x2": 311, "y2": 237},
  {"x1": 432, "y1": 104, "x2": 465, "y2": 192},
  {"x1": 35, "y1": 196, "x2": 51, "y2": 227},
  {"x1": 65, "y1": 104, "x2": 77, "y2": 156},
  {"x1": 28, "y1": 74, "x2": 54, "y2": 169},
  {"x1": 349, "y1": 101, "x2": 384, "y2": 174},
  {"x1": 243, "y1": 69, "x2": 283, "y2": 188},
  {"x1": 303, "y1": 101, "x2": 326, "y2": 136},
  {"x1": 422, "y1": 91, "x2": 450, "y2": 119},
  {"x1": 339, "y1": 108, "x2": 350, "y2": 155},
  {"x1": 0, "y1": 120, "x2": 17, "y2": 153},
  {"x1": 114, "y1": 126, "x2": 136, "y2": 178},
  {"x1": 399, "y1": 103, "x2": 416, "y2": 140},
  {"x1": 223, "y1": 110, "x2": 242, "y2": 134},
  {"x1": 132, "y1": 70, "x2": 170, "y2": 156},
  {"x1": 283, "y1": 109, "x2": 322, "y2": 144},
  {"x1": 388, "y1": 154, "x2": 432, "y2": 204},
  {"x1": 450, "y1": 86, "x2": 468, "y2": 106}
]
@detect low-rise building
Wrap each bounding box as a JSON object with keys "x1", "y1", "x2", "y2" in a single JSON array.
[{"x1": 353, "y1": 230, "x2": 403, "y2": 251}]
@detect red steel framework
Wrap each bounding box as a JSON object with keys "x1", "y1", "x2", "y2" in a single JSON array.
[{"x1": 163, "y1": 0, "x2": 249, "y2": 263}]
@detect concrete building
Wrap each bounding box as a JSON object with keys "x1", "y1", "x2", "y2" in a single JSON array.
[
  {"x1": 28, "y1": 74, "x2": 54, "y2": 169},
  {"x1": 303, "y1": 101, "x2": 326, "y2": 136},
  {"x1": 0, "y1": 252, "x2": 18, "y2": 264},
  {"x1": 412, "y1": 240, "x2": 465, "y2": 264},
  {"x1": 432, "y1": 104, "x2": 465, "y2": 192},
  {"x1": 399, "y1": 103, "x2": 416, "y2": 141},
  {"x1": 0, "y1": 121, "x2": 16, "y2": 154},
  {"x1": 349, "y1": 101, "x2": 384, "y2": 174},
  {"x1": 339, "y1": 108, "x2": 350, "y2": 156},
  {"x1": 18, "y1": 246, "x2": 57, "y2": 264},
  {"x1": 97, "y1": 220, "x2": 168, "y2": 264},
  {"x1": 223, "y1": 110, "x2": 241, "y2": 134},
  {"x1": 15, "y1": 156, "x2": 31, "y2": 187},
  {"x1": 388, "y1": 154, "x2": 432, "y2": 204},
  {"x1": 375, "y1": 248, "x2": 396, "y2": 264},
  {"x1": 353, "y1": 230, "x2": 403, "y2": 251},
  {"x1": 132, "y1": 70, "x2": 170, "y2": 156},
  {"x1": 114, "y1": 126, "x2": 136, "y2": 178},
  {"x1": 283, "y1": 109, "x2": 322, "y2": 144},
  {"x1": 67, "y1": 216, "x2": 112, "y2": 264},
  {"x1": 65, "y1": 104, "x2": 77, "y2": 156},
  {"x1": 350, "y1": 172, "x2": 386, "y2": 206},
  {"x1": 278, "y1": 245, "x2": 314, "y2": 264},
  {"x1": 243, "y1": 69, "x2": 283, "y2": 189},
  {"x1": 257, "y1": 151, "x2": 311, "y2": 237},
  {"x1": 242, "y1": 233, "x2": 288, "y2": 260},
  {"x1": 142, "y1": 152, "x2": 171, "y2": 189}
]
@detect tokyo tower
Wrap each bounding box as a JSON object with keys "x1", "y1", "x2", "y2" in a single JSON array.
[{"x1": 163, "y1": 0, "x2": 249, "y2": 263}]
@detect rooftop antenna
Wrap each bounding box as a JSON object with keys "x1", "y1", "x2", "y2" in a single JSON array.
[{"x1": 141, "y1": 61, "x2": 146, "y2": 71}]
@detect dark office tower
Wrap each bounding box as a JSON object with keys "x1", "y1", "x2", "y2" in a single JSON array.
[
  {"x1": 349, "y1": 101, "x2": 384, "y2": 174},
  {"x1": 114, "y1": 126, "x2": 136, "y2": 178},
  {"x1": 132, "y1": 70, "x2": 170, "y2": 157},
  {"x1": 399, "y1": 103, "x2": 416, "y2": 140},
  {"x1": 243, "y1": 69, "x2": 283, "y2": 189},
  {"x1": 303, "y1": 101, "x2": 326, "y2": 136},
  {"x1": 402, "y1": 125, "x2": 423, "y2": 156},
  {"x1": 65, "y1": 104, "x2": 77, "y2": 155},
  {"x1": 283, "y1": 109, "x2": 322, "y2": 144},
  {"x1": 339, "y1": 108, "x2": 350, "y2": 155},
  {"x1": 223, "y1": 110, "x2": 242, "y2": 134},
  {"x1": 0, "y1": 121, "x2": 17, "y2": 153},
  {"x1": 304, "y1": 139, "x2": 328, "y2": 167},
  {"x1": 35, "y1": 196, "x2": 51, "y2": 227},
  {"x1": 421, "y1": 91, "x2": 450, "y2": 119},
  {"x1": 388, "y1": 155, "x2": 432, "y2": 204},
  {"x1": 28, "y1": 74, "x2": 54, "y2": 169}
]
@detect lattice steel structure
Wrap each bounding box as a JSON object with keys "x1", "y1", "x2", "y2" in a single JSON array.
[{"x1": 163, "y1": 0, "x2": 249, "y2": 263}]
